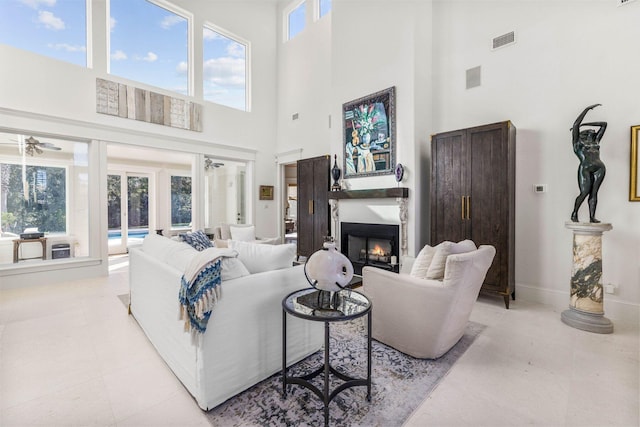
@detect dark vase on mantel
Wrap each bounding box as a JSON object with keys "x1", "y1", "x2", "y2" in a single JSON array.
[{"x1": 331, "y1": 154, "x2": 341, "y2": 191}]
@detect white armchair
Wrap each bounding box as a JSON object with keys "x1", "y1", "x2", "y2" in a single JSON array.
[{"x1": 362, "y1": 245, "x2": 496, "y2": 359}]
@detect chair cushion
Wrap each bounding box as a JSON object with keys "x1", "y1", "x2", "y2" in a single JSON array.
[
  {"x1": 229, "y1": 225, "x2": 256, "y2": 242},
  {"x1": 219, "y1": 223, "x2": 254, "y2": 240},
  {"x1": 410, "y1": 244, "x2": 437, "y2": 278},
  {"x1": 426, "y1": 239, "x2": 477, "y2": 280}
]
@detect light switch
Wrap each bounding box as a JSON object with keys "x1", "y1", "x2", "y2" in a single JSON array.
[{"x1": 534, "y1": 184, "x2": 547, "y2": 193}]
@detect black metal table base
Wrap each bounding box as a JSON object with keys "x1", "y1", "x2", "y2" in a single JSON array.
[{"x1": 282, "y1": 314, "x2": 372, "y2": 427}]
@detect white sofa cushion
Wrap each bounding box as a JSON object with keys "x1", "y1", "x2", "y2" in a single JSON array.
[
  {"x1": 143, "y1": 233, "x2": 199, "y2": 272},
  {"x1": 426, "y1": 239, "x2": 477, "y2": 280},
  {"x1": 142, "y1": 233, "x2": 249, "y2": 280},
  {"x1": 228, "y1": 240, "x2": 296, "y2": 274},
  {"x1": 220, "y1": 257, "x2": 251, "y2": 281}
]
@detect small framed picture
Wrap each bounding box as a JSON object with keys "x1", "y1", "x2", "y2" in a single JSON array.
[{"x1": 259, "y1": 185, "x2": 274, "y2": 200}]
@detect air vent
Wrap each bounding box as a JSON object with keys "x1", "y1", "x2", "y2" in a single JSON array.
[
  {"x1": 492, "y1": 31, "x2": 516, "y2": 50},
  {"x1": 466, "y1": 66, "x2": 481, "y2": 89},
  {"x1": 617, "y1": 0, "x2": 636, "y2": 6}
]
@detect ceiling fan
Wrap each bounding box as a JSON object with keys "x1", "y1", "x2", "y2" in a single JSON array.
[
  {"x1": 0, "y1": 135, "x2": 62, "y2": 156},
  {"x1": 22, "y1": 136, "x2": 62, "y2": 156}
]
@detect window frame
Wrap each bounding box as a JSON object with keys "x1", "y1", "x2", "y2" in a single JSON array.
[
  {"x1": 202, "y1": 22, "x2": 251, "y2": 112},
  {"x1": 317, "y1": 0, "x2": 332, "y2": 21},
  {"x1": 170, "y1": 173, "x2": 192, "y2": 230},
  {"x1": 106, "y1": 0, "x2": 194, "y2": 96},
  {"x1": 1, "y1": 159, "x2": 71, "y2": 236},
  {"x1": 283, "y1": 0, "x2": 307, "y2": 42},
  {"x1": 0, "y1": 0, "x2": 90, "y2": 68}
]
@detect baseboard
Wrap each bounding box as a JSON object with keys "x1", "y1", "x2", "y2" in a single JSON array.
[{"x1": 515, "y1": 283, "x2": 640, "y2": 330}]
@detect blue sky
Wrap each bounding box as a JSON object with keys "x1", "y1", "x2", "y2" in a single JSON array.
[
  {"x1": 110, "y1": 0, "x2": 189, "y2": 95},
  {"x1": 0, "y1": 0, "x2": 247, "y2": 110},
  {"x1": 0, "y1": 0, "x2": 87, "y2": 66}
]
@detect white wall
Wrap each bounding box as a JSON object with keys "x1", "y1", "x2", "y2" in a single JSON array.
[
  {"x1": 277, "y1": 1, "x2": 333, "y2": 158},
  {"x1": 276, "y1": 0, "x2": 639, "y2": 324},
  {"x1": 431, "y1": 0, "x2": 640, "y2": 322},
  {"x1": 330, "y1": 1, "x2": 433, "y2": 257},
  {"x1": 277, "y1": 0, "x2": 433, "y2": 256}
]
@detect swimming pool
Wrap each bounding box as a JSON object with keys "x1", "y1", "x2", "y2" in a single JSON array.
[{"x1": 107, "y1": 229, "x2": 149, "y2": 240}]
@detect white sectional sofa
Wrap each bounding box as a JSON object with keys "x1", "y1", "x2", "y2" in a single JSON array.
[{"x1": 129, "y1": 233, "x2": 322, "y2": 410}]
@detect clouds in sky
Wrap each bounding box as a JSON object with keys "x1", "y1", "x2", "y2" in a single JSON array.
[
  {"x1": 141, "y1": 52, "x2": 158, "y2": 62},
  {"x1": 38, "y1": 10, "x2": 65, "y2": 30},
  {"x1": 111, "y1": 50, "x2": 127, "y2": 61},
  {"x1": 160, "y1": 15, "x2": 184, "y2": 30},
  {"x1": 203, "y1": 57, "x2": 245, "y2": 88},
  {"x1": 203, "y1": 28, "x2": 221, "y2": 41},
  {"x1": 20, "y1": 0, "x2": 56, "y2": 9}
]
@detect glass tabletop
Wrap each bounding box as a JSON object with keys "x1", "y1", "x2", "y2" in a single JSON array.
[{"x1": 283, "y1": 288, "x2": 371, "y2": 322}]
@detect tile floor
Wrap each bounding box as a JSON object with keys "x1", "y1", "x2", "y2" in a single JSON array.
[{"x1": 0, "y1": 257, "x2": 638, "y2": 426}]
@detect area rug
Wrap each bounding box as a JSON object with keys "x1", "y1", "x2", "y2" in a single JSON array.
[{"x1": 206, "y1": 318, "x2": 485, "y2": 426}]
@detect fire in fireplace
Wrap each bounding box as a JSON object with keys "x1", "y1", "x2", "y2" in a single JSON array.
[{"x1": 340, "y1": 222, "x2": 399, "y2": 275}]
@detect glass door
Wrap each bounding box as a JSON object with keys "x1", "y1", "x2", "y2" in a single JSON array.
[{"x1": 108, "y1": 172, "x2": 149, "y2": 254}]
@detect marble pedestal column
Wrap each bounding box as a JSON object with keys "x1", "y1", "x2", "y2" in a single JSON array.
[{"x1": 561, "y1": 222, "x2": 613, "y2": 334}]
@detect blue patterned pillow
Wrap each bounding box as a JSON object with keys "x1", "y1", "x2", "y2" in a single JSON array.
[{"x1": 181, "y1": 230, "x2": 213, "y2": 251}]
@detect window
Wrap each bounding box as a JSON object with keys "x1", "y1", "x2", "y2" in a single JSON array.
[
  {"x1": 203, "y1": 26, "x2": 248, "y2": 111},
  {"x1": 204, "y1": 159, "x2": 246, "y2": 228},
  {"x1": 0, "y1": 132, "x2": 90, "y2": 265},
  {"x1": 319, "y1": 0, "x2": 332, "y2": 18},
  {"x1": 171, "y1": 175, "x2": 191, "y2": 228},
  {"x1": 287, "y1": 1, "x2": 306, "y2": 40},
  {"x1": 0, "y1": 0, "x2": 87, "y2": 67},
  {"x1": 1, "y1": 164, "x2": 67, "y2": 234},
  {"x1": 109, "y1": 0, "x2": 190, "y2": 95}
]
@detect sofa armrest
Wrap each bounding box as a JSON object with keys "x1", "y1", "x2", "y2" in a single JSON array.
[{"x1": 362, "y1": 266, "x2": 456, "y2": 322}]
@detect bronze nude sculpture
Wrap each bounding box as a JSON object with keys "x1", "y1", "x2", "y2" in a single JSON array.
[{"x1": 570, "y1": 104, "x2": 607, "y2": 223}]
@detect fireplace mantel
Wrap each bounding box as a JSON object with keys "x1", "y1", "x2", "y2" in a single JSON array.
[
  {"x1": 328, "y1": 187, "x2": 408, "y2": 200},
  {"x1": 328, "y1": 187, "x2": 409, "y2": 257}
]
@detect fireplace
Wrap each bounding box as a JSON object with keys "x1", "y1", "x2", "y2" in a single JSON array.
[{"x1": 340, "y1": 222, "x2": 399, "y2": 275}]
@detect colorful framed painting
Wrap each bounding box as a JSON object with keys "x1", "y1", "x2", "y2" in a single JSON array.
[
  {"x1": 342, "y1": 86, "x2": 396, "y2": 178},
  {"x1": 630, "y1": 125, "x2": 640, "y2": 201}
]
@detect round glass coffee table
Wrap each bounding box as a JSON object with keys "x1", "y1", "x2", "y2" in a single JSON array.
[{"x1": 282, "y1": 288, "x2": 372, "y2": 427}]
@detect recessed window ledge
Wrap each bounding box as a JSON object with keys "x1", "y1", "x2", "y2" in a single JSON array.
[{"x1": 0, "y1": 257, "x2": 103, "y2": 277}]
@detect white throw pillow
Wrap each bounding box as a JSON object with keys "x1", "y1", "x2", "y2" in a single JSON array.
[
  {"x1": 426, "y1": 239, "x2": 477, "y2": 280},
  {"x1": 410, "y1": 244, "x2": 437, "y2": 278},
  {"x1": 220, "y1": 257, "x2": 251, "y2": 281},
  {"x1": 228, "y1": 240, "x2": 296, "y2": 274},
  {"x1": 229, "y1": 225, "x2": 256, "y2": 242}
]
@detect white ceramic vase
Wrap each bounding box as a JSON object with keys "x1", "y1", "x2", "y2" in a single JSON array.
[{"x1": 304, "y1": 241, "x2": 354, "y2": 292}]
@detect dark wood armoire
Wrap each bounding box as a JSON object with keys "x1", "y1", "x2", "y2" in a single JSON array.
[
  {"x1": 430, "y1": 121, "x2": 516, "y2": 308},
  {"x1": 296, "y1": 155, "x2": 330, "y2": 258}
]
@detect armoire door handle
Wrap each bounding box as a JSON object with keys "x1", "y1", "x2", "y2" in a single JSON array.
[
  {"x1": 466, "y1": 196, "x2": 471, "y2": 220},
  {"x1": 309, "y1": 200, "x2": 314, "y2": 215},
  {"x1": 461, "y1": 196, "x2": 465, "y2": 220}
]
